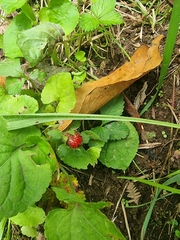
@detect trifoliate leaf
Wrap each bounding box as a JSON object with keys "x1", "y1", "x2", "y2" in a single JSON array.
[
  {"x1": 39, "y1": 0, "x2": 79, "y2": 36},
  {"x1": 41, "y1": 72, "x2": 76, "y2": 113},
  {"x1": 104, "y1": 122, "x2": 129, "y2": 140},
  {"x1": 45, "y1": 204, "x2": 126, "y2": 240},
  {"x1": 99, "y1": 122, "x2": 139, "y2": 170},
  {"x1": 17, "y1": 23, "x2": 64, "y2": 67}
]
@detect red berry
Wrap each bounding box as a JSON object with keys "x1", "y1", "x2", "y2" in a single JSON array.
[{"x1": 66, "y1": 132, "x2": 83, "y2": 148}]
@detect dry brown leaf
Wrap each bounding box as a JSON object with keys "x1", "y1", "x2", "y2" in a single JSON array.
[{"x1": 59, "y1": 35, "x2": 163, "y2": 131}]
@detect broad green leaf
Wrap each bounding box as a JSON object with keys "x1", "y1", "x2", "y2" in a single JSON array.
[
  {"x1": 105, "y1": 122, "x2": 129, "y2": 140},
  {"x1": 21, "y1": 226, "x2": 37, "y2": 238},
  {"x1": 6, "y1": 77, "x2": 25, "y2": 95},
  {"x1": 101, "y1": 94, "x2": 124, "y2": 125},
  {"x1": 39, "y1": 0, "x2": 79, "y2": 36},
  {"x1": 17, "y1": 23, "x2": 64, "y2": 67},
  {"x1": 45, "y1": 204, "x2": 126, "y2": 240},
  {"x1": 80, "y1": 13, "x2": 99, "y2": 31},
  {"x1": 0, "y1": 93, "x2": 38, "y2": 114},
  {"x1": 100, "y1": 11, "x2": 123, "y2": 25},
  {"x1": 0, "y1": 58, "x2": 23, "y2": 77},
  {"x1": 3, "y1": 13, "x2": 32, "y2": 58},
  {"x1": 99, "y1": 122, "x2": 139, "y2": 170},
  {"x1": 57, "y1": 144, "x2": 99, "y2": 169},
  {"x1": 41, "y1": 72, "x2": 76, "y2": 113},
  {"x1": 10, "y1": 206, "x2": 46, "y2": 227},
  {"x1": 0, "y1": 0, "x2": 26, "y2": 14},
  {"x1": 91, "y1": 0, "x2": 115, "y2": 18},
  {"x1": 25, "y1": 135, "x2": 58, "y2": 172},
  {"x1": 0, "y1": 118, "x2": 52, "y2": 219},
  {"x1": 21, "y1": 3, "x2": 36, "y2": 22}
]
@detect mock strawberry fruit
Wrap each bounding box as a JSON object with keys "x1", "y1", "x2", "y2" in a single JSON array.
[{"x1": 66, "y1": 132, "x2": 83, "y2": 148}]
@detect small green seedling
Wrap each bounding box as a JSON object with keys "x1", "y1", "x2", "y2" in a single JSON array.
[{"x1": 162, "y1": 131, "x2": 168, "y2": 138}]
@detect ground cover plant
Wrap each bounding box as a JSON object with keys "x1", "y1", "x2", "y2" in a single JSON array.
[{"x1": 0, "y1": 0, "x2": 180, "y2": 239}]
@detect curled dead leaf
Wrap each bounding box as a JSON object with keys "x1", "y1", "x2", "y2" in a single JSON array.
[{"x1": 59, "y1": 35, "x2": 163, "y2": 131}]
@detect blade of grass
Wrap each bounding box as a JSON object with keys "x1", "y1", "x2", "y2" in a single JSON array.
[
  {"x1": 0, "y1": 218, "x2": 7, "y2": 240},
  {"x1": 1, "y1": 113, "x2": 180, "y2": 131},
  {"x1": 140, "y1": 0, "x2": 180, "y2": 115},
  {"x1": 140, "y1": 174, "x2": 180, "y2": 240}
]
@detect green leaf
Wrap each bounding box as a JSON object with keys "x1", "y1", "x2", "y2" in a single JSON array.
[
  {"x1": 39, "y1": 0, "x2": 79, "y2": 36},
  {"x1": 0, "y1": 34, "x2": 3, "y2": 48},
  {"x1": 21, "y1": 3, "x2": 36, "y2": 22},
  {"x1": 105, "y1": 122, "x2": 129, "y2": 140},
  {"x1": 10, "y1": 206, "x2": 46, "y2": 227},
  {"x1": 17, "y1": 23, "x2": 64, "y2": 67},
  {"x1": 0, "y1": 118, "x2": 52, "y2": 219},
  {"x1": 99, "y1": 122, "x2": 139, "y2": 170},
  {"x1": 90, "y1": 0, "x2": 123, "y2": 26},
  {"x1": 0, "y1": 58, "x2": 23, "y2": 77},
  {"x1": 82, "y1": 130, "x2": 104, "y2": 148},
  {"x1": 41, "y1": 72, "x2": 76, "y2": 113},
  {"x1": 91, "y1": 126, "x2": 110, "y2": 142},
  {"x1": 91, "y1": 0, "x2": 115, "y2": 18},
  {"x1": 45, "y1": 204, "x2": 126, "y2": 240},
  {"x1": 100, "y1": 94, "x2": 124, "y2": 125},
  {"x1": 6, "y1": 77, "x2": 25, "y2": 95},
  {"x1": 80, "y1": 13, "x2": 99, "y2": 31},
  {"x1": 0, "y1": 92, "x2": 38, "y2": 114},
  {"x1": 21, "y1": 226, "x2": 37, "y2": 238},
  {"x1": 100, "y1": 11, "x2": 123, "y2": 25},
  {"x1": 75, "y1": 51, "x2": 86, "y2": 62},
  {"x1": 57, "y1": 144, "x2": 99, "y2": 169},
  {"x1": 53, "y1": 187, "x2": 84, "y2": 204},
  {"x1": 3, "y1": 13, "x2": 32, "y2": 58},
  {"x1": 0, "y1": 0, "x2": 27, "y2": 14}
]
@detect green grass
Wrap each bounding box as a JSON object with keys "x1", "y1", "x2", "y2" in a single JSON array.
[{"x1": 141, "y1": 0, "x2": 180, "y2": 115}]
